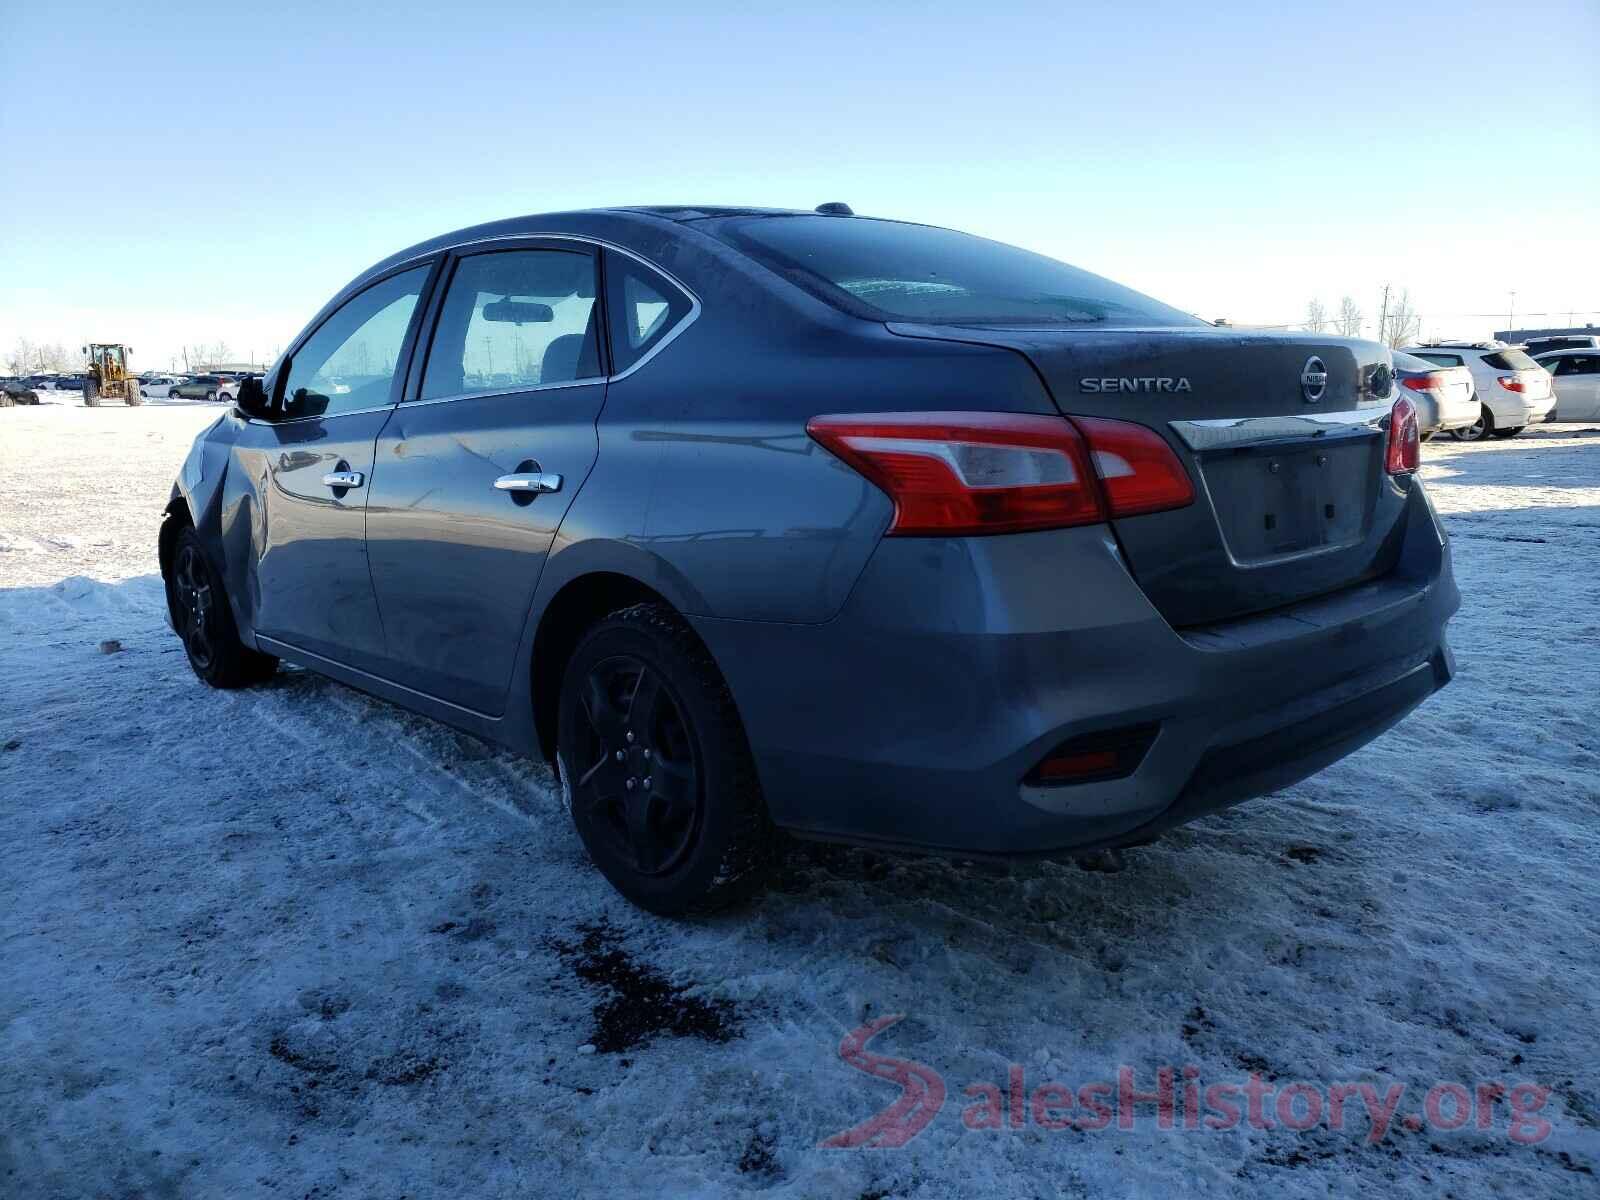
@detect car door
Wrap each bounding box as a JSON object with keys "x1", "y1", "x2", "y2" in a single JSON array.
[
  {"x1": 364, "y1": 243, "x2": 608, "y2": 714},
  {"x1": 1549, "y1": 355, "x2": 1600, "y2": 419},
  {"x1": 233, "y1": 261, "x2": 438, "y2": 674}
]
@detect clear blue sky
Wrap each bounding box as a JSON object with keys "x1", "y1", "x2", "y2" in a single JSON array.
[{"x1": 2, "y1": 0, "x2": 1595, "y2": 369}]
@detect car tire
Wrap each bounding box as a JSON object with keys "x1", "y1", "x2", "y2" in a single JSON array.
[
  {"x1": 557, "y1": 602, "x2": 775, "y2": 916},
  {"x1": 1492, "y1": 426, "x2": 1524, "y2": 439},
  {"x1": 83, "y1": 380, "x2": 99, "y2": 407},
  {"x1": 205, "y1": 390, "x2": 216, "y2": 402},
  {"x1": 1452, "y1": 406, "x2": 1495, "y2": 441},
  {"x1": 0, "y1": 391, "x2": 13, "y2": 408},
  {"x1": 164, "y1": 525, "x2": 279, "y2": 689}
]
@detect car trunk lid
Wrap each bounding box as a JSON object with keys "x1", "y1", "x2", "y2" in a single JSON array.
[{"x1": 888, "y1": 323, "x2": 1408, "y2": 626}]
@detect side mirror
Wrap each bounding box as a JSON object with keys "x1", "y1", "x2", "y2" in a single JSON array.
[{"x1": 233, "y1": 375, "x2": 271, "y2": 420}]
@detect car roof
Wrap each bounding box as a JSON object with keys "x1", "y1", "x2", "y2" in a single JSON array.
[
  {"x1": 1532, "y1": 346, "x2": 1593, "y2": 358},
  {"x1": 358, "y1": 204, "x2": 881, "y2": 283},
  {"x1": 1404, "y1": 344, "x2": 1509, "y2": 357}
]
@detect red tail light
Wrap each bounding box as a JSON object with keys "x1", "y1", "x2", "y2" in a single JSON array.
[
  {"x1": 1497, "y1": 375, "x2": 1527, "y2": 393},
  {"x1": 1401, "y1": 373, "x2": 1444, "y2": 393},
  {"x1": 806, "y1": 411, "x2": 1192, "y2": 536},
  {"x1": 1387, "y1": 395, "x2": 1420, "y2": 475},
  {"x1": 1074, "y1": 416, "x2": 1196, "y2": 517}
]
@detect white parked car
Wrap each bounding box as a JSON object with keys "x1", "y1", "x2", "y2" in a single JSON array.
[
  {"x1": 1534, "y1": 349, "x2": 1600, "y2": 422},
  {"x1": 1402, "y1": 341, "x2": 1555, "y2": 440},
  {"x1": 215, "y1": 373, "x2": 264, "y2": 404},
  {"x1": 1392, "y1": 352, "x2": 1480, "y2": 439},
  {"x1": 139, "y1": 375, "x2": 185, "y2": 399}
]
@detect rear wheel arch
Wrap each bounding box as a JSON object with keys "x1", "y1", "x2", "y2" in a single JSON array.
[{"x1": 530, "y1": 572, "x2": 677, "y2": 763}]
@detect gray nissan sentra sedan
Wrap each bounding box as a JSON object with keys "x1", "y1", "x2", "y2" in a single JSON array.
[{"x1": 162, "y1": 205, "x2": 1458, "y2": 914}]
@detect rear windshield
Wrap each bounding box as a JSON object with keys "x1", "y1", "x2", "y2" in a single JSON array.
[
  {"x1": 712, "y1": 215, "x2": 1206, "y2": 328},
  {"x1": 1482, "y1": 349, "x2": 1539, "y2": 371}
]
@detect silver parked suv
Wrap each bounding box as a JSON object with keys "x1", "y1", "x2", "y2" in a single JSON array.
[{"x1": 1402, "y1": 341, "x2": 1555, "y2": 440}]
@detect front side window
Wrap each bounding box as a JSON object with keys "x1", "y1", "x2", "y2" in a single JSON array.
[
  {"x1": 281, "y1": 265, "x2": 430, "y2": 418},
  {"x1": 420, "y1": 250, "x2": 599, "y2": 400},
  {"x1": 711, "y1": 215, "x2": 1206, "y2": 328},
  {"x1": 604, "y1": 251, "x2": 695, "y2": 374}
]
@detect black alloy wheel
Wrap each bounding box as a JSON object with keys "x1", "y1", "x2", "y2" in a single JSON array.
[
  {"x1": 163, "y1": 524, "x2": 278, "y2": 688},
  {"x1": 173, "y1": 541, "x2": 218, "y2": 671},
  {"x1": 557, "y1": 604, "x2": 774, "y2": 915},
  {"x1": 570, "y1": 654, "x2": 702, "y2": 877}
]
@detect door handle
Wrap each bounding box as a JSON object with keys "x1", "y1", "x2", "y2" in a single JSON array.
[
  {"x1": 494, "y1": 472, "x2": 562, "y2": 494},
  {"x1": 322, "y1": 470, "x2": 365, "y2": 489}
]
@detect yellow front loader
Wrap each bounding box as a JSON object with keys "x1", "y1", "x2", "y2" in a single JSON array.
[{"x1": 83, "y1": 344, "x2": 142, "y2": 407}]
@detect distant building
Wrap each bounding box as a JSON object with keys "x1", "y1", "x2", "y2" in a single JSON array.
[{"x1": 1493, "y1": 324, "x2": 1598, "y2": 343}]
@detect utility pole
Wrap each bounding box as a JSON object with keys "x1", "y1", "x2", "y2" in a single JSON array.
[
  {"x1": 1377, "y1": 285, "x2": 1391, "y2": 347},
  {"x1": 1508, "y1": 291, "x2": 1517, "y2": 335}
]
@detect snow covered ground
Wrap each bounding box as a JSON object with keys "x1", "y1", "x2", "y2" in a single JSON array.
[{"x1": 2, "y1": 400, "x2": 1597, "y2": 1198}]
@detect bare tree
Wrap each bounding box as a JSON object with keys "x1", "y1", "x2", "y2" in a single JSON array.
[
  {"x1": 1335, "y1": 296, "x2": 1363, "y2": 338},
  {"x1": 8, "y1": 338, "x2": 85, "y2": 372},
  {"x1": 1380, "y1": 290, "x2": 1421, "y2": 348},
  {"x1": 6, "y1": 338, "x2": 37, "y2": 375},
  {"x1": 183, "y1": 341, "x2": 233, "y2": 371},
  {"x1": 1304, "y1": 299, "x2": 1328, "y2": 334},
  {"x1": 20, "y1": 341, "x2": 75, "y2": 371}
]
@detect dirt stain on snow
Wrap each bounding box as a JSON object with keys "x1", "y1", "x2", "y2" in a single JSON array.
[{"x1": 549, "y1": 920, "x2": 741, "y2": 1053}]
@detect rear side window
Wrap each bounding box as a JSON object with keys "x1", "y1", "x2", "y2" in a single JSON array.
[
  {"x1": 712, "y1": 215, "x2": 1205, "y2": 328},
  {"x1": 420, "y1": 249, "x2": 600, "y2": 399},
  {"x1": 1552, "y1": 355, "x2": 1598, "y2": 376},
  {"x1": 604, "y1": 251, "x2": 694, "y2": 375},
  {"x1": 1482, "y1": 349, "x2": 1539, "y2": 371}
]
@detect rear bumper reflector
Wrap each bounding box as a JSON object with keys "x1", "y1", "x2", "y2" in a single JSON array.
[{"x1": 1025, "y1": 724, "x2": 1159, "y2": 787}]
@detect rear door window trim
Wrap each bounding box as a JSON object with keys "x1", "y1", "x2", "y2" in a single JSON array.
[
  {"x1": 393, "y1": 234, "x2": 699, "y2": 405},
  {"x1": 406, "y1": 240, "x2": 607, "y2": 406}
]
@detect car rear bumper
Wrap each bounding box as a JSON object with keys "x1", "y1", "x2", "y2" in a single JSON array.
[
  {"x1": 1434, "y1": 396, "x2": 1481, "y2": 430},
  {"x1": 694, "y1": 481, "x2": 1457, "y2": 857}
]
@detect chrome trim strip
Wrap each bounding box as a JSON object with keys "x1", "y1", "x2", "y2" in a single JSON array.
[
  {"x1": 249, "y1": 403, "x2": 395, "y2": 426},
  {"x1": 1170, "y1": 407, "x2": 1389, "y2": 452},
  {"x1": 254, "y1": 234, "x2": 701, "y2": 425},
  {"x1": 389, "y1": 233, "x2": 702, "y2": 386},
  {"x1": 402, "y1": 376, "x2": 604, "y2": 410}
]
